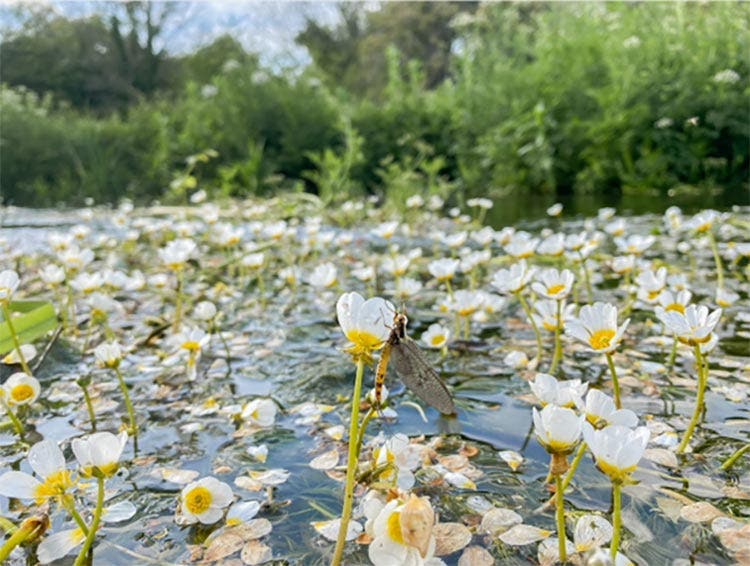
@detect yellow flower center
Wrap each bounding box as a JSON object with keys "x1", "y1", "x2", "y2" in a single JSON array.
[
  {"x1": 696, "y1": 222, "x2": 711, "y2": 233},
  {"x1": 345, "y1": 330, "x2": 384, "y2": 353},
  {"x1": 430, "y1": 336, "x2": 445, "y2": 347},
  {"x1": 647, "y1": 289, "x2": 661, "y2": 301},
  {"x1": 81, "y1": 462, "x2": 119, "y2": 478},
  {"x1": 10, "y1": 384, "x2": 35, "y2": 404},
  {"x1": 665, "y1": 303, "x2": 685, "y2": 314},
  {"x1": 517, "y1": 250, "x2": 534, "y2": 258},
  {"x1": 182, "y1": 341, "x2": 201, "y2": 352},
  {"x1": 589, "y1": 329, "x2": 616, "y2": 350},
  {"x1": 457, "y1": 307, "x2": 478, "y2": 317},
  {"x1": 34, "y1": 470, "x2": 74, "y2": 503},
  {"x1": 597, "y1": 460, "x2": 636, "y2": 483},
  {"x1": 436, "y1": 274, "x2": 453, "y2": 282},
  {"x1": 543, "y1": 321, "x2": 558, "y2": 332},
  {"x1": 387, "y1": 511, "x2": 405, "y2": 545},
  {"x1": 547, "y1": 284, "x2": 566, "y2": 295},
  {"x1": 185, "y1": 486, "x2": 213, "y2": 515}
]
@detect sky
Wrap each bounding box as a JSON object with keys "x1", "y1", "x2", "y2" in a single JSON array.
[{"x1": 0, "y1": 1, "x2": 361, "y2": 66}]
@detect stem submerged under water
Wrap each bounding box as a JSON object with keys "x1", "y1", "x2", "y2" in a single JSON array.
[{"x1": 332, "y1": 358, "x2": 366, "y2": 566}]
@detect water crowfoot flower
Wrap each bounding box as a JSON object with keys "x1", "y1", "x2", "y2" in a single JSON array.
[
  {"x1": 95, "y1": 342, "x2": 137, "y2": 435},
  {"x1": 333, "y1": 292, "x2": 393, "y2": 566},
  {"x1": 177, "y1": 477, "x2": 234, "y2": 525},
  {"x1": 583, "y1": 423, "x2": 649, "y2": 560},
  {"x1": 566, "y1": 303, "x2": 629, "y2": 408}
]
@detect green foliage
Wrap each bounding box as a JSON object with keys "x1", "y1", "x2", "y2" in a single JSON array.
[{"x1": 1, "y1": 2, "x2": 748, "y2": 207}]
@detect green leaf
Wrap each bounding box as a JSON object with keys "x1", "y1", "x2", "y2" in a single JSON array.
[{"x1": 0, "y1": 301, "x2": 59, "y2": 356}]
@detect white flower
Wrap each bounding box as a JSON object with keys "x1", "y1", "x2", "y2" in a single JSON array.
[
  {"x1": 605, "y1": 218, "x2": 626, "y2": 237},
  {"x1": 576, "y1": 389, "x2": 638, "y2": 428},
  {"x1": 574, "y1": 514, "x2": 613, "y2": 553},
  {"x1": 427, "y1": 195, "x2": 444, "y2": 211},
  {"x1": 241, "y1": 398, "x2": 277, "y2": 427},
  {"x1": 655, "y1": 304, "x2": 721, "y2": 346},
  {"x1": 3, "y1": 344, "x2": 37, "y2": 365},
  {"x1": 179, "y1": 477, "x2": 234, "y2": 525},
  {"x1": 566, "y1": 302, "x2": 629, "y2": 353},
  {"x1": 40, "y1": 265, "x2": 66, "y2": 285},
  {"x1": 532, "y1": 300, "x2": 575, "y2": 332},
  {"x1": 94, "y1": 342, "x2": 122, "y2": 369},
  {"x1": 226, "y1": 500, "x2": 261, "y2": 526},
  {"x1": 159, "y1": 238, "x2": 197, "y2": 270},
  {"x1": 406, "y1": 194, "x2": 424, "y2": 209},
  {"x1": 532, "y1": 268, "x2": 575, "y2": 300},
  {"x1": 686, "y1": 209, "x2": 721, "y2": 233},
  {"x1": 193, "y1": 301, "x2": 217, "y2": 321},
  {"x1": 0, "y1": 269, "x2": 19, "y2": 302},
  {"x1": 309, "y1": 262, "x2": 337, "y2": 288},
  {"x1": 635, "y1": 267, "x2": 667, "y2": 303},
  {"x1": 446, "y1": 290, "x2": 484, "y2": 317},
  {"x1": 37, "y1": 528, "x2": 86, "y2": 564},
  {"x1": 71, "y1": 431, "x2": 128, "y2": 477},
  {"x1": 428, "y1": 258, "x2": 460, "y2": 282},
  {"x1": 471, "y1": 227, "x2": 496, "y2": 247},
  {"x1": 337, "y1": 292, "x2": 393, "y2": 357},
  {"x1": 614, "y1": 234, "x2": 655, "y2": 255},
  {"x1": 58, "y1": 246, "x2": 94, "y2": 272},
  {"x1": 393, "y1": 277, "x2": 423, "y2": 300},
  {"x1": 656, "y1": 290, "x2": 691, "y2": 315},
  {"x1": 373, "y1": 434, "x2": 423, "y2": 491},
  {"x1": 442, "y1": 231, "x2": 467, "y2": 249},
  {"x1": 467, "y1": 197, "x2": 493, "y2": 209},
  {"x1": 421, "y1": 323, "x2": 450, "y2": 349},
  {"x1": 491, "y1": 260, "x2": 536, "y2": 294},
  {"x1": 611, "y1": 255, "x2": 635, "y2": 275},
  {"x1": 383, "y1": 255, "x2": 411, "y2": 277},
  {"x1": 715, "y1": 288, "x2": 739, "y2": 308},
  {"x1": 583, "y1": 423, "x2": 649, "y2": 482},
  {"x1": 0, "y1": 440, "x2": 73, "y2": 503},
  {"x1": 713, "y1": 69, "x2": 740, "y2": 84},
  {"x1": 533, "y1": 405, "x2": 583, "y2": 454},
  {"x1": 505, "y1": 233, "x2": 539, "y2": 259},
  {"x1": 503, "y1": 350, "x2": 529, "y2": 369},
  {"x1": 373, "y1": 221, "x2": 400, "y2": 240},
  {"x1": 537, "y1": 233, "x2": 565, "y2": 256},
  {"x1": 546, "y1": 203, "x2": 563, "y2": 217},
  {"x1": 598, "y1": 207, "x2": 617, "y2": 221},
  {"x1": 530, "y1": 373, "x2": 587, "y2": 408},
  {"x1": 3, "y1": 372, "x2": 41, "y2": 406},
  {"x1": 367, "y1": 496, "x2": 441, "y2": 566},
  {"x1": 241, "y1": 252, "x2": 265, "y2": 269}
]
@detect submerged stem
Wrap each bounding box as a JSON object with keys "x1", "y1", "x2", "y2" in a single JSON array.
[{"x1": 332, "y1": 358, "x2": 366, "y2": 566}]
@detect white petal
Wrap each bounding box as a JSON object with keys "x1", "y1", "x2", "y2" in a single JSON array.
[
  {"x1": 102, "y1": 501, "x2": 137, "y2": 523},
  {"x1": 37, "y1": 529, "x2": 85, "y2": 564},
  {"x1": 0, "y1": 471, "x2": 41, "y2": 499},
  {"x1": 29, "y1": 440, "x2": 65, "y2": 479}
]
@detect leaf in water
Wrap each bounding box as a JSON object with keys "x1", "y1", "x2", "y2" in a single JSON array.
[
  {"x1": 643, "y1": 448, "x2": 678, "y2": 469},
  {"x1": 102, "y1": 501, "x2": 137, "y2": 523},
  {"x1": 684, "y1": 473, "x2": 725, "y2": 499},
  {"x1": 680, "y1": 501, "x2": 724, "y2": 523},
  {"x1": 433, "y1": 522, "x2": 472, "y2": 556},
  {"x1": 246, "y1": 445, "x2": 268, "y2": 463},
  {"x1": 712, "y1": 518, "x2": 750, "y2": 554},
  {"x1": 241, "y1": 540, "x2": 273, "y2": 565},
  {"x1": 498, "y1": 524, "x2": 551, "y2": 546},
  {"x1": 655, "y1": 496, "x2": 684, "y2": 522},
  {"x1": 309, "y1": 449, "x2": 339, "y2": 470},
  {"x1": 203, "y1": 528, "x2": 248, "y2": 562},
  {"x1": 323, "y1": 425, "x2": 345, "y2": 440},
  {"x1": 457, "y1": 546, "x2": 495, "y2": 566},
  {"x1": 0, "y1": 300, "x2": 58, "y2": 355},
  {"x1": 480, "y1": 508, "x2": 523, "y2": 536},
  {"x1": 311, "y1": 518, "x2": 362, "y2": 542}
]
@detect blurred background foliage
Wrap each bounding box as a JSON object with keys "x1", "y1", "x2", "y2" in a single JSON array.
[{"x1": 1, "y1": 1, "x2": 748, "y2": 209}]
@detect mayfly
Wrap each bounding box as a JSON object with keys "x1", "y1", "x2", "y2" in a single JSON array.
[{"x1": 374, "y1": 311, "x2": 456, "y2": 415}]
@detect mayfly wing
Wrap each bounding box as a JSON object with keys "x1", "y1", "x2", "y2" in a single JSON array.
[{"x1": 390, "y1": 337, "x2": 456, "y2": 415}]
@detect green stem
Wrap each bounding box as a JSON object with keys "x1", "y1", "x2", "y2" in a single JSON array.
[
  {"x1": 444, "y1": 279, "x2": 455, "y2": 301},
  {"x1": 611, "y1": 482, "x2": 622, "y2": 560},
  {"x1": 677, "y1": 345, "x2": 708, "y2": 454},
  {"x1": 516, "y1": 292, "x2": 543, "y2": 366},
  {"x1": 173, "y1": 269, "x2": 184, "y2": 330},
  {"x1": 579, "y1": 252, "x2": 593, "y2": 302},
  {"x1": 355, "y1": 407, "x2": 376, "y2": 460},
  {"x1": 332, "y1": 358, "x2": 366, "y2": 566},
  {"x1": 549, "y1": 299, "x2": 563, "y2": 375},
  {"x1": 721, "y1": 443, "x2": 750, "y2": 471},
  {"x1": 667, "y1": 335, "x2": 678, "y2": 371},
  {"x1": 61, "y1": 495, "x2": 89, "y2": 536},
  {"x1": 606, "y1": 353, "x2": 622, "y2": 409},
  {"x1": 78, "y1": 381, "x2": 97, "y2": 432},
  {"x1": 561, "y1": 442, "x2": 587, "y2": 493},
  {"x1": 73, "y1": 476, "x2": 105, "y2": 566},
  {"x1": 0, "y1": 398, "x2": 24, "y2": 439},
  {"x1": 0, "y1": 521, "x2": 37, "y2": 562},
  {"x1": 555, "y1": 474, "x2": 567, "y2": 562},
  {"x1": 1, "y1": 303, "x2": 32, "y2": 375},
  {"x1": 707, "y1": 231, "x2": 724, "y2": 290},
  {"x1": 114, "y1": 367, "x2": 138, "y2": 436}
]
